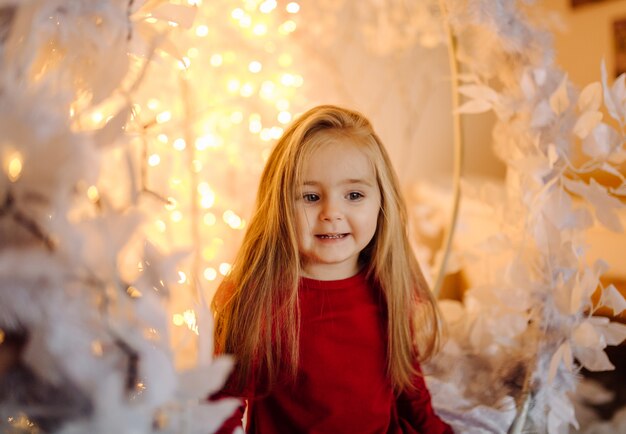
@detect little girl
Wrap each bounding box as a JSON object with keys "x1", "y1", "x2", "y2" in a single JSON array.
[{"x1": 212, "y1": 105, "x2": 452, "y2": 433}]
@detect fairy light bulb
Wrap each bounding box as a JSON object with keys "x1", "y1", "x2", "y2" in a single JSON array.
[
  {"x1": 204, "y1": 267, "x2": 218, "y2": 281},
  {"x1": 231, "y1": 8, "x2": 245, "y2": 20},
  {"x1": 195, "y1": 25, "x2": 209, "y2": 37},
  {"x1": 87, "y1": 185, "x2": 100, "y2": 202},
  {"x1": 286, "y1": 2, "x2": 300, "y2": 13},
  {"x1": 178, "y1": 271, "x2": 187, "y2": 284},
  {"x1": 203, "y1": 212, "x2": 217, "y2": 225},
  {"x1": 277, "y1": 111, "x2": 292, "y2": 124},
  {"x1": 219, "y1": 262, "x2": 231, "y2": 275},
  {"x1": 173, "y1": 138, "x2": 186, "y2": 150},
  {"x1": 253, "y1": 23, "x2": 268, "y2": 35},
  {"x1": 210, "y1": 54, "x2": 223, "y2": 67},
  {"x1": 249, "y1": 61, "x2": 262, "y2": 73},
  {"x1": 6, "y1": 152, "x2": 23, "y2": 182},
  {"x1": 148, "y1": 154, "x2": 161, "y2": 167},
  {"x1": 156, "y1": 111, "x2": 172, "y2": 124}
]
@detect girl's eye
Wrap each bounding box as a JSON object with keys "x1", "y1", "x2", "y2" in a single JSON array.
[
  {"x1": 347, "y1": 192, "x2": 364, "y2": 201},
  {"x1": 302, "y1": 193, "x2": 320, "y2": 202}
]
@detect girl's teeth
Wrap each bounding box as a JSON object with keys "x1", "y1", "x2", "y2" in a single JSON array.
[{"x1": 319, "y1": 234, "x2": 345, "y2": 239}]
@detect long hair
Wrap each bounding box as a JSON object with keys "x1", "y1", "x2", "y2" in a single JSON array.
[{"x1": 213, "y1": 105, "x2": 442, "y2": 393}]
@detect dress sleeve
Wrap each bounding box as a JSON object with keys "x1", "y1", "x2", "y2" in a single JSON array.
[{"x1": 396, "y1": 362, "x2": 453, "y2": 434}]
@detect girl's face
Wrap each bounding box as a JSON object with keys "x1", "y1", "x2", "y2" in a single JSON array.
[{"x1": 295, "y1": 137, "x2": 381, "y2": 280}]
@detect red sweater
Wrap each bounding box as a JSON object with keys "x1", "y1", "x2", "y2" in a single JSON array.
[{"x1": 215, "y1": 272, "x2": 452, "y2": 434}]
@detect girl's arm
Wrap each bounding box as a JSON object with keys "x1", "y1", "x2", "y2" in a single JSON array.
[{"x1": 396, "y1": 363, "x2": 453, "y2": 434}]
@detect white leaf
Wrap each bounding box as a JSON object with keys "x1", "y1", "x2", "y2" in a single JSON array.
[
  {"x1": 574, "y1": 346, "x2": 614, "y2": 371},
  {"x1": 531, "y1": 100, "x2": 555, "y2": 127},
  {"x1": 578, "y1": 82, "x2": 602, "y2": 112},
  {"x1": 548, "y1": 342, "x2": 570, "y2": 382},
  {"x1": 602, "y1": 284, "x2": 626, "y2": 315},
  {"x1": 456, "y1": 99, "x2": 492, "y2": 114},
  {"x1": 601, "y1": 61, "x2": 625, "y2": 123},
  {"x1": 603, "y1": 321, "x2": 626, "y2": 345},
  {"x1": 572, "y1": 321, "x2": 603, "y2": 349},
  {"x1": 458, "y1": 84, "x2": 499, "y2": 102},
  {"x1": 549, "y1": 75, "x2": 570, "y2": 116},
  {"x1": 563, "y1": 178, "x2": 624, "y2": 232},
  {"x1": 150, "y1": 3, "x2": 197, "y2": 29},
  {"x1": 178, "y1": 355, "x2": 235, "y2": 399},
  {"x1": 574, "y1": 111, "x2": 603, "y2": 139},
  {"x1": 189, "y1": 399, "x2": 243, "y2": 434},
  {"x1": 547, "y1": 392, "x2": 578, "y2": 434},
  {"x1": 547, "y1": 144, "x2": 559, "y2": 168}
]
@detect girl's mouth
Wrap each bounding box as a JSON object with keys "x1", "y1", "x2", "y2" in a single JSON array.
[{"x1": 316, "y1": 233, "x2": 348, "y2": 240}]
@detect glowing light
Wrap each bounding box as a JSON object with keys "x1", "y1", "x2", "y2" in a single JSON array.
[
  {"x1": 192, "y1": 160, "x2": 203, "y2": 172},
  {"x1": 219, "y1": 262, "x2": 232, "y2": 275},
  {"x1": 148, "y1": 153, "x2": 161, "y2": 167},
  {"x1": 178, "y1": 57, "x2": 191, "y2": 70},
  {"x1": 260, "y1": 81, "x2": 276, "y2": 99},
  {"x1": 127, "y1": 286, "x2": 142, "y2": 298},
  {"x1": 239, "y1": 15, "x2": 252, "y2": 28},
  {"x1": 277, "y1": 111, "x2": 292, "y2": 124},
  {"x1": 203, "y1": 212, "x2": 217, "y2": 225},
  {"x1": 223, "y1": 210, "x2": 243, "y2": 229},
  {"x1": 195, "y1": 25, "x2": 209, "y2": 37},
  {"x1": 204, "y1": 267, "x2": 218, "y2": 281},
  {"x1": 280, "y1": 73, "x2": 295, "y2": 86},
  {"x1": 91, "y1": 112, "x2": 104, "y2": 123},
  {"x1": 279, "y1": 20, "x2": 297, "y2": 34},
  {"x1": 294, "y1": 74, "x2": 304, "y2": 87},
  {"x1": 230, "y1": 111, "x2": 244, "y2": 123},
  {"x1": 157, "y1": 133, "x2": 168, "y2": 143},
  {"x1": 253, "y1": 23, "x2": 268, "y2": 35},
  {"x1": 201, "y1": 194, "x2": 215, "y2": 209},
  {"x1": 249, "y1": 61, "x2": 262, "y2": 73},
  {"x1": 210, "y1": 54, "x2": 223, "y2": 67},
  {"x1": 6, "y1": 153, "x2": 23, "y2": 182},
  {"x1": 173, "y1": 138, "x2": 186, "y2": 150},
  {"x1": 240, "y1": 83, "x2": 255, "y2": 97},
  {"x1": 231, "y1": 8, "x2": 245, "y2": 20},
  {"x1": 147, "y1": 99, "x2": 160, "y2": 110},
  {"x1": 178, "y1": 271, "x2": 187, "y2": 284},
  {"x1": 249, "y1": 120, "x2": 262, "y2": 134},
  {"x1": 259, "y1": 0, "x2": 277, "y2": 13},
  {"x1": 286, "y1": 2, "x2": 300, "y2": 13},
  {"x1": 156, "y1": 111, "x2": 172, "y2": 124},
  {"x1": 227, "y1": 78, "x2": 241, "y2": 93},
  {"x1": 271, "y1": 126, "x2": 284, "y2": 138},
  {"x1": 171, "y1": 210, "x2": 183, "y2": 222},
  {"x1": 173, "y1": 314, "x2": 184, "y2": 326},
  {"x1": 87, "y1": 185, "x2": 100, "y2": 202},
  {"x1": 91, "y1": 341, "x2": 103, "y2": 356},
  {"x1": 195, "y1": 134, "x2": 219, "y2": 150},
  {"x1": 183, "y1": 309, "x2": 199, "y2": 334},
  {"x1": 260, "y1": 128, "x2": 273, "y2": 141},
  {"x1": 155, "y1": 219, "x2": 166, "y2": 232}
]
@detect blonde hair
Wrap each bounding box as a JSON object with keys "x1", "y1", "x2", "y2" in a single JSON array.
[{"x1": 213, "y1": 105, "x2": 442, "y2": 393}]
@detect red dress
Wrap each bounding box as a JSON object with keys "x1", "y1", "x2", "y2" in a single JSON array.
[{"x1": 215, "y1": 272, "x2": 452, "y2": 434}]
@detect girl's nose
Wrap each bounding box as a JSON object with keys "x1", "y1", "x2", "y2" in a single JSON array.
[{"x1": 320, "y1": 199, "x2": 343, "y2": 221}]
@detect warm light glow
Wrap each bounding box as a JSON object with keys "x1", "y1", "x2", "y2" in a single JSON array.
[
  {"x1": 278, "y1": 53, "x2": 292, "y2": 67},
  {"x1": 6, "y1": 152, "x2": 23, "y2": 182},
  {"x1": 192, "y1": 160, "x2": 203, "y2": 172},
  {"x1": 187, "y1": 47, "x2": 199, "y2": 58},
  {"x1": 227, "y1": 78, "x2": 241, "y2": 93},
  {"x1": 87, "y1": 185, "x2": 100, "y2": 202},
  {"x1": 277, "y1": 111, "x2": 292, "y2": 124},
  {"x1": 195, "y1": 25, "x2": 209, "y2": 37},
  {"x1": 286, "y1": 2, "x2": 300, "y2": 13},
  {"x1": 204, "y1": 267, "x2": 218, "y2": 281},
  {"x1": 249, "y1": 61, "x2": 262, "y2": 73},
  {"x1": 223, "y1": 210, "x2": 244, "y2": 229},
  {"x1": 155, "y1": 219, "x2": 166, "y2": 232},
  {"x1": 259, "y1": 0, "x2": 277, "y2": 13},
  {"x1": 260, "y1": 128, "x2": 272, "y2": 141},
  {"x1": 240, "y1": 83, "x2": 255, "y2": 97},
  {"x1": 178, "y1": 271, "x2": 187, "y2": 284},
  {"x1": 156, "y1": 111, "x2": 172, "y2": 124},
  {"x1": 219, "y1": 262, "x2": 232, "y2": 275},
  {"x1": 279, "y1": 20, "x2": 297, "y2": 34},
  {"x1": 230, "y1": 111, "x2": 244, "y2": 123},
  {"x1": 231, "y1": 8, "x2": 245, "y2": 20},
  {"x1": 253, "y1": 23, "x2": 268, "y2": 35},
  {"x1": 148, "y1": 153, "x2": 161, "y2": 167},
  {"x1": 280, "y1": 73, "x2": 295, "y2": 86},
  {"x1": 157, "y1": 133, "x2": 168, "y2": 143},
  {"x1": 171, "y1": 210, "x2": 183, "y2": 222},
  {"x1": 147, "y1": 99, "x2": 160, "y2": 110},
  {"x1": 91, "y1": 112, "x2": 104, "y2": 123},
  {"x1": 173, "y1": 314, "x2": 184, "y2": 326},
  {"x1": 127, "y1": 286, "x2": 142, "y2": 298},
  {"x1": 210, "y1": 53, "x2": 223, "y2": 67},
  {"x1": 183, "y1": 309, "x2": 199, "y2": 334},
  {"x1": 173, "y1": 138, "x2": 186, "y2": 150}
]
